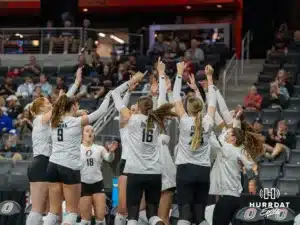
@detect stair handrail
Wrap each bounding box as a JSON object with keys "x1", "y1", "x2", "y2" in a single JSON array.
[{"x1": 241, "y1": 30, "x2": 252, "y2": 75}]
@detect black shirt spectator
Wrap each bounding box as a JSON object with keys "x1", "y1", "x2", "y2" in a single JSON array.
[
  {"x1": 53, "y1": 76, "x2": 68, "y2": 94},
  {"x1": 22, "y1": 56, "x2": 41, "y2": 76},
  {"x1": 0, "y1": 76, "x2": 16, "y2": 97},
  {"x1": 6, "y1": 95, "x2": 23, "y2": 120},
  {"x1": 74, "y1": 55, "x2": 93, "y2": 77},
  {"x1": 262, "y1": 82, "x2": 287, "y2": 109}
]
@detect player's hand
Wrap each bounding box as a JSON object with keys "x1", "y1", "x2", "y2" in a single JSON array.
[
  {"x1": 150, "y1": 77, "x2": 158, "y2": 96},
  {"x1": 176, "y1": 61, "x2": 185, "y2": 76},
  {"x1": 108, "y1": 141, "x2": 119, "y2": 152},
  {"x1": 75, "y1": 67, "x2": 83, "y2": 84},
  {"x1": 157, "y1": 57, "x2": 165, "y2": 76},
  {"x1": 205, "y1": 65, "x2": 214, "y2": 77},
  {"x1": 187, "y1": 73, "x2": 197, "y2": 90}
]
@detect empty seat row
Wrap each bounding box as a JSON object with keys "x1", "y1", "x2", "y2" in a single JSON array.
[
  {"x1": 261, "y1": 178, "x2": 300, "y2": 196},
  {"x1": 259, "y1": 161, "x2": 300, "y2": 180},
  {"x1": 0, "y1": 160, "x2": 31, "y2": 175}
]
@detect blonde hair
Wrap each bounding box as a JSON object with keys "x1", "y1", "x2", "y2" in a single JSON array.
[{"x1": 187, "y1": 97, "x2": 203, "y2": 150}]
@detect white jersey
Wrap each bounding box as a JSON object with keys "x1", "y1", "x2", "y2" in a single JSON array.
[
  {"x1": 175, "y1": 113, "x2": 214, "y2": 166},
  {"x1": 80, "y1": 144, "x2": 106, "y2": 184},
  {"x1": 120, "y1": 127, "x2": 128, "y2": 160},
  {"x1": 158, "y1": 134, "x2": 176, "y2": 191},
  {"x1": 124, "y1": 114, "x2": 161, "y2": 174},
  {"x1": 50, "y1": 116, "x2": 82, "y2": 170},
  {"x1": 32, "y1": 115, "x2": 52, "y2": 157}
]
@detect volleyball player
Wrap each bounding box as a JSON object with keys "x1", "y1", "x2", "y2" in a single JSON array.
[
  {"x1": 43, "y1": 88, "x2": 112, "y2": 225},
  {"x1": 111, "y1": 71, "x2": 177, "y2": 225},
  {"x1": 26, "y1": 68, "x2": 83, "y2": 225},
  {"x1": 80, "y1": 125, "x2": 118, "y2": 225},
  {"x1": 209, "y1": 109, "x2": 264, "y2": 225},
  {"x1": 173, "y1": 62, "x2": 217, "y2": 225}
]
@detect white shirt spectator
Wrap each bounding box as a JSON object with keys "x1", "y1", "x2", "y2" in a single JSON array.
[
  {"x1": 69, "y1": 83, "x2": 88, "y2": 99},
  {"x1": 185, "y1": 48, "x2": 205, "y2": 61},
  {"x1": 16, "y1": 82, "x2": 35, "y2": 98}
]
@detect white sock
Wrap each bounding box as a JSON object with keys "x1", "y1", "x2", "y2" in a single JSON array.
[
  {"x1": 177, "y1": 220, "x2": 191, "y2": 225},
  {"x1": 115, "y1": 213, "x2": 127, "y2": 225},
  {"x1": 149, "y1": 216, "x2": 163, "y2": 225},
  {"x1": 43, "y1": 212, "x2": 59, "y2": 225},
  {"x1": 26, "y1": 211, "x2": 43, "y2": 225},
  {"x1": 139, "y1": 210, "x2": 148, "y2": 224},
  {"x1": 95, "y1": 219, "x2": 106, "y2": 225},
  {"x1": 81, "y1": 219, "x2": 91, "y2": 225},
  {"x1": 128, "y1": 219, "x2": 138, "y2": 225}
]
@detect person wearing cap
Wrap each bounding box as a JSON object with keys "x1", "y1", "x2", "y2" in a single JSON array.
[
  {"x1": 0, "y1": 108, "x2": 13, "y2": 134},
  {"x1": 6, "y1": 95, "x2": 22, "y2": 120}
]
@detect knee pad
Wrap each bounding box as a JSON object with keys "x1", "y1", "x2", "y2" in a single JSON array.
[
  {"x1": 128, "y1": 206, "x2": 140, "y2": 220},
  {"x1": 149, "y1": 216, "x2": 164, "y2": 225},
  {"x1": 63, "y1": 212, "x2": 78, "y2": 225},
  {"x1": 146, "y1": 204, "x2": 158, "y2": 219},
  {"x1": 179, "y1": 205, "x2": 192, "y2": 222}
]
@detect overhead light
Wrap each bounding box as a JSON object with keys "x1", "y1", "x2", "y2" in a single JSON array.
[
  {"x1": 98, "y1": 33, "x2": 106, "y2": 37},
  {"x1": 154, "y1": 33, "x2": 157, "y2": 37},
  {"x1": 110, "y1": 35, "x2": 124, "y2": 44},
  {"x1": 217, "y1": 4, "x2": 222, "y2": 8},
  {"x1": 19, "y1": 35, "x2": 23, "y2": 38},
  {"x1": 32, "y1": 40, "x2": 39, "y2": 46},
  {"x1": 83, "y1": 8, "x2": 88, "y2": 12},
  {"x1": 15, "y1": 33, "x2": 20, "y2": 37},
  {"x1": 186, "y1": 5, "x2": 191, "y2": 10}
]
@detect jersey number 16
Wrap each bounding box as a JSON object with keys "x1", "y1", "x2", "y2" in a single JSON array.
[{"x1": 142, "y1": 129, "x2": 153, "y2": 143}]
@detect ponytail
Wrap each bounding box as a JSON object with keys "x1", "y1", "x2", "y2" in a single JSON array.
[
  {"x1": 147, "y1": 103, "x2": 177, "y2": 132},
  {"x1": 27, "y1": 104, "x2": 34, "y2": 121},
  {"x1": 244, "y1": 131, "x2": 264, "y2": 160},
  {"x1": 191, "y1": 111, "x2": 203, "y2": 151},
  {"x1": 51, "y1": 94, "x2": 77, "y2": 128}
]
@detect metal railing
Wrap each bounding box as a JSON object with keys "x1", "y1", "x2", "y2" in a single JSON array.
[
  {"x1": 0, "y1": 27, "x2": 144, "y2": 55},
  {"x1": 222, "y1": 30, "x2": 252, "y2": 97}
]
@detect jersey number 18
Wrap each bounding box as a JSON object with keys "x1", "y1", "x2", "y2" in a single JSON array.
[
  {"x1": 87, "y1": 158, "x2": 94, "y2": 166},
  {"x1": 142, "y1": 129, "x2": 153, "y2": 143}
]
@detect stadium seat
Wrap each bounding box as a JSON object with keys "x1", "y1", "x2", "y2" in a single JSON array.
[
  {"x1": 260, "y1": 178, "x2": 275, "y2": 189},
  {"x1": 79, "y1": 99, "x2": 97, "y2": 111},
  {"x1": 10, "y1": 160, "x2": 31, "y2": 175},
  {"x1": 273, "y1": 151, "x2": 287, "y2": 164},
  {"x1": 263, "y1": 64, "x2": 280, "y2": 74},
  {"x1": 294, "y1": 85, "x2": 300, "y2": 97},
  {"x1": 59, "y1": 66, "x2": 74, "y2": 75},
  {"x1": 261, "y1": 109, "x2": 282, "y2": 126},
  {"x1": 8, "y1": 174, "x2": 29, "y2": 191},
  {"x1": 289, "y1": 150, "x2": 300, "y2": 164},
  {"x1": 283, "y1": 164, "x2": 300, "y2": 179},
  {"x1": 284, "y1": 109, "x2": 300, "y2": 130},
  {"x1": 42, "y1": 66, "x2": 58, "y2": 75},
  {"x1": 289, "y1": 97, "x2": 300, "y2": 110},
  {"x1": 0, "y1": 174, "x2": 10, "y2": 191},
  {"x1": 277, "y1": 178, "x2": 299, "y2": 196},
  {"x1": 243, "y1": 110, "x2": 259, "y2": 123},
  {"x1": 0, "y1": 66, "x2": 8, "y2": 76},
  {"x1": 0, "y1": 160, "x2": 13, "y2": 175},
  {"x1": 259, "y1": 162, "x2": 281, "y2": 179},
  {"x1": 258, "y1": 73, "x2": 274, "y2": 83},
  {"x1": 266, "y1": 52, "x2": 286, "y2": 64}
]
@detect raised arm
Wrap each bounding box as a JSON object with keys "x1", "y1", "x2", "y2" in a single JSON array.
[
  {"x1": 215, "y1": 88, "x2": 233, "y2": 124},
  {"x1": 157, "y1": 57, "x2": 167, "y2": 107},
  {"x1": 205, "y1": 65, "x2": 217, "y2": 119},
  {"x1": 112, "y1": 72, "x2": 144, "y2": 124},
  {"x1": 173, "y1": 61, "x2": 186, "y2": 118},
  {"x1": 81, "y1": 91, "x2": 111, "y2": 127}
]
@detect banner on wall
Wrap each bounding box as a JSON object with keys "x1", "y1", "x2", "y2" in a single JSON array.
[{"x1": 0, "y1": 0, "x2": 39, "y2": 9}]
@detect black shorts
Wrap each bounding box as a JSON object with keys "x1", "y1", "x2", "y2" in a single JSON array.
[
  {"x1": 176, "y1": 163, "x2": 210, "y2": 206},
  {"x1": 28, "y1": 155, "x2": 49, "y2": 182},
  {"x1": 126, "y1": 173, "x2": 162, "y2": 207},
  {"x1": 47, "y1": 162, "x2": 81, "y2": 185},
  {"x1": 119, "y1": 159, "x2": 127, "y2": 175},
  {"x1": 81, "y1": 180, "x2": 105, "y2": 197}
]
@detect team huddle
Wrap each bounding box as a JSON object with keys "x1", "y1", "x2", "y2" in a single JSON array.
[{"x1": 25, "y1": 59, "x2": 265, "y2": 225}]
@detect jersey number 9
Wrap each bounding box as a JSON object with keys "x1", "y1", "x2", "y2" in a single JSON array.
[
  {"x1": 57, "y1": 128, "x2": 63, "y2": 142},
  {"x1": 142, "y1": 129, "x2": 153, "y2": 143}
]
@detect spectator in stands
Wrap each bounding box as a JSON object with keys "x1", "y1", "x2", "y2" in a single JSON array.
[
  {"x1": 2, "y1": 129, "x2": 23, "y2": 161},
  {"x1": 262, "y1": 82, "x2": 286, "y2": 109},
  {"x1": 288, "y1": 30, "x2": 300, "y2": 53},
  {"x1": 185, "y1": 38, "x2": 204, "y2": 61},
  {"x1": 60, "y1": 20, "x2": 77, "y2": 54},
  {"x1": 45, "y1": 20, "x2": 56, "y2": 55},
  {"x1": 265, "y1": 120, "x2": 295, "y2": 159},
  {"x1": 253, "y1": 117, "x2": 263, "y2": 134},
  {"x1": 272, "y1": 31, "x2": 289, "y2": 52},
  {"x1": 0, "y1": 108, "x2": 13, "y2": 133},
  {"x1": 0, "y1": 76, "x2": 16, "y2": 97},
  {"x1": 16, "y1": 76, "x2": 35, "y2": 98},
  {"x1": 242, "y1": 163, "x2": 262, "y2": 195},
  {"x1": 74, "y1": 55, "x2": 92, "y2": 77},
  {"x1": 127, "y1": 53, "x2": 137, "y2": 74},
  {"x1": 7, "y1": 68, "x2": 21, "y2": 78},
  {"x1": 32, "y1": 86, "x2": 43, "y2": 100},
  {"x1": 70, "y1": 82, "x2": 87, "y2": 99},
  {"x1": 99, "y1": 64, "x2": 115, "y2": 88},
  {"x1": 15, "y1": 106, "x2": 32, "y2": 135},
  {"x1": 276, "y1": 69, "x2": 294, "y2": 97},
  {"x1": 117, "y1": 63, "x2": 130, "y2": 84},
  {"x1": 82, "y1": 19, "x2": 95, "y2": 52},
  {"x1": 174, "y1": 36, "x2": 187, "y2": 51},
  {"x1": 169, "y1": 40, "x2": 183, "y2": 60},
  {"x1": 53, "y1": 76, "x2": 68, "y2": 95},
  {"x1": 6, "y1": 95, "x2": 22, "y2": 120},
  {"x1": 244, "y1": 85, "x2": 262, "y2": 111},
  {"x1": 36, "y1": 74, "x2": 52, "y2": 97},
  {"x1": 148, "y1": 33, "x2": 168, "y2": 56},
  {"x1": 87, "y1": 75, "x2": 104, "y2": 99},
  {"x1": 22, "y1": 56, "x2": 41, "y2": 76},
  {"x1": 109, "y1": 52, "x2": 119, "y2": 74}
]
